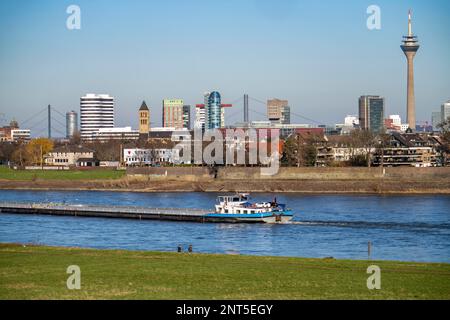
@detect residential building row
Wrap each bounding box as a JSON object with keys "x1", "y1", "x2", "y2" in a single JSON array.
[{"x1": 36, "y1": 129, "x2": 448, "y2": 169}]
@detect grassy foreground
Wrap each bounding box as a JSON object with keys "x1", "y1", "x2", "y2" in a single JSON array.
[
  {"x1": 0, "y1": 244, "x2": 449, "y2": 300},
  {"x1": 0, "y1": 166, "x2": 124, "y2": 180}
]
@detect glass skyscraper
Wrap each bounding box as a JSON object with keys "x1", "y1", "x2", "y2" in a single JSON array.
[
  {"x1": 207, "y1": 91, "x2": 222, "y2": 129},
  {"x1": 359, "y1": 95, "x2": 385, "y2": 134}
]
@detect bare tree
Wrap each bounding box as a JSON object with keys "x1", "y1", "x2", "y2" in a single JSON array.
[
  {"x1": 282, "y1": 133, "x2": 319, "y2": 167},
  {"x1": 350, "y1": 129, "x2": 377, "y2": 167}
]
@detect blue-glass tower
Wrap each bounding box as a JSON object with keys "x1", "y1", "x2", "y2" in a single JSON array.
[{"x1": 207, "y1": 91, "x2": 222, "y2": 129}]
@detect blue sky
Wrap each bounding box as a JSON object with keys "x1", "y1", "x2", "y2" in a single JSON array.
[{"x1": 0, "y1": 0, "x2": 449, "y2": 136}]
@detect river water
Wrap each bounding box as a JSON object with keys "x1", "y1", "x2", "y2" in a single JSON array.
[{"x1": 0, "y1": 190, "x2": 449, "y2": 262}]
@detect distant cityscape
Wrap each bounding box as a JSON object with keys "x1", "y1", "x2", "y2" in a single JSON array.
[
  {"x1": 1, "y1": 90, "x2": 449, "y2": 143},
  {"x1": 0, "y1": 11, "x2": 449, "y2": 169}
]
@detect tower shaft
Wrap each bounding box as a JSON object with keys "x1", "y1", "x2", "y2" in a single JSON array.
[{"x1": 406, "y1": 53, "x2": 416, "y2": 130}]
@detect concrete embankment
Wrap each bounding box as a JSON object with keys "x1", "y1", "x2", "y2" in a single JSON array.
[{"x1": 1, "y1": 167, "x2": 449, "y2": 194}]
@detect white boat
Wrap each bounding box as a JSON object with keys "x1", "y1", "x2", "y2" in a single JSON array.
[{"x1": 205, "y1": 193, "x2": 293, "y2": 223}]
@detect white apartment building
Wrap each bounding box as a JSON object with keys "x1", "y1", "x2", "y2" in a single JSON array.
[
  {"x1": 400, "y1": 124, "x2": 410, "y2": 132},
  {"x1": 45, "y1": 145, "x2": 94, "y2": 167},
  {"x1": 389, "y1": 115, "x2": 402, "y2": 126},
  {"x1": 344, "y1": 115, "x2": 359, "y2": 127},
  {"x1": 80, "y1": 93, "x2": 114, "y2": 141},
  {"x1": 124, "y1": 148, "x2": 184, "y2": 166},
  {"x1": 332, "y1": 148, "x2": 373, "y2": 162},
  {"x1": 11, "y1": 129, "x2": 31, "y2": 142}
]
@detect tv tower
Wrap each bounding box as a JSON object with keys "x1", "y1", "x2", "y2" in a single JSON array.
[{"x1": 401, "y1": 10, "x2": 420, "y2": 131}]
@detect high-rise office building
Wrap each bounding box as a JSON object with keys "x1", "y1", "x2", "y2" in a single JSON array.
[
  {"x1": 442, "y1": 100, "x2": 450, "y2": 124},
  {"x1": 432, "y1": 111, "x2": 442, "y2": 131},
  {"x1": 280, "y1": 105, "x2": 291, "y2": 125},
  {"x1": 267, "y1": 99, "x2": 290, "y2": 124},
  {"x1": 66, "y1": 111, "x2": 78, "y2": 139},
  {"x1": 401, "y1": 10, "x2": 420, "y2": 130},
  {"x1": 195, "y1": 92, "x2": 210, "y2": 130},
  {"x1": 162, "y1": 99, "x2": 184, "y2": 129},
  {"x1": 195, "y1": 91, "x2": 231, "y2": 130},
  {"x1": 80, "y1": 94, "x2": 114, "y2": 140},
  {"x1": 138, "y1": 101, "x2": 150, "y2": 135},
  {"x1": 206, "y1": 91, "x2": 222, "y2": 129},
  {"x1": 359, "y1": 95, "x2": 385, "y2": 134},
  {"x1": 183, "y1": 105, "x2": 191, "y2": 129},
  {"x1": 195, "y1": 104, "x2": 206, "y2": 130}
]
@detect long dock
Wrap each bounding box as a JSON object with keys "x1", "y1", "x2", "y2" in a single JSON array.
[{"x1": 0, "y1": 202, "x2": 222, "y2": 223}]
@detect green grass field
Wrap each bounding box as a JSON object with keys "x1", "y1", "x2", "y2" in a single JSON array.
[
  {"x1": 0, "y1": 243, "x2": 449, "y2": 300},
  {"x1": 0, "y1": 166, "x2": 125, "y2": 180}
]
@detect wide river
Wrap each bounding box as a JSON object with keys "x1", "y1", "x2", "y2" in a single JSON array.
[{"x1": 0, "y1": 190, "x2": 449, "y2": 262}]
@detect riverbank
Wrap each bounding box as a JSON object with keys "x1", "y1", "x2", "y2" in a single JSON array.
[
  {"x1": 1, "y1": 167, "x2": 450, "y2": 194},
  {"x1": 1, "y1": 178, "x2": 450, "y2": 194},
  {"x1": 0, "y1": 243, "x2": 449, "y2": 299}
]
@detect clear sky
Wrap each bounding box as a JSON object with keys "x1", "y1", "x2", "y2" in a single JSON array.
[{"x1": 0, "y1": 0, "x2": 449, "y2": 136}]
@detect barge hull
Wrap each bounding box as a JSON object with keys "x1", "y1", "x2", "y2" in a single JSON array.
[{"x1": 0, "y1": 203, "x2": 268, "y2": 224}]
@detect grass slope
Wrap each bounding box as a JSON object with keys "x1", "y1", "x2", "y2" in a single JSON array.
[
  {"x1": 0, "y1": 166, "x2": 124, "y2": 180},
  {"x1": 0, "y1": 244, "x2": 449, "y2": 300}
]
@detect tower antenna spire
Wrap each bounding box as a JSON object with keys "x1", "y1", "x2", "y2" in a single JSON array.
[{"x1": 408, "y1": 9, "x2": 412, "y2": 36}]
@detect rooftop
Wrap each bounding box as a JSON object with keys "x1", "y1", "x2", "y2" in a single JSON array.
[
  {"x1": 139, "y1": 101, "x2": 149, "y2": 111},
  {"x1": 51, "y1": 145, "x2": 94, "y2": 154}
]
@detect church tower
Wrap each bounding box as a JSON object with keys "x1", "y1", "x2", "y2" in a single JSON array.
[{"x1": 138, "y1": 101, "x2": 150, "y2": 137}]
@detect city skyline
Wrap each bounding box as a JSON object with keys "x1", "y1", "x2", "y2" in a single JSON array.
[{"x1": 0, "y1": 0, "x2": 449, "y2": 134}]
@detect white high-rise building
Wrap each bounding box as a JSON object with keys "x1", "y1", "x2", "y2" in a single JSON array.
[
  {"x1": 442, "y1": 100, "x2": 450, "y2": 124},
  {"x1": 195, "y1": 105, "x2": 206, "y2": 130},
  {"x1": 194, "y1": 92, "x2": 210, "y2": 130},
  {"x1": 389, "y1": 115, "x2": 402, "y2": 126},
  {"x1": 432, "y1": 111, "x2": 442, "y2": 131},
  {"x1": 80, "y1": 94, "x2": 114, "y2": 140},
  {"x1": 344, "y1": 115, "x2": 359, "y2": 127}
]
